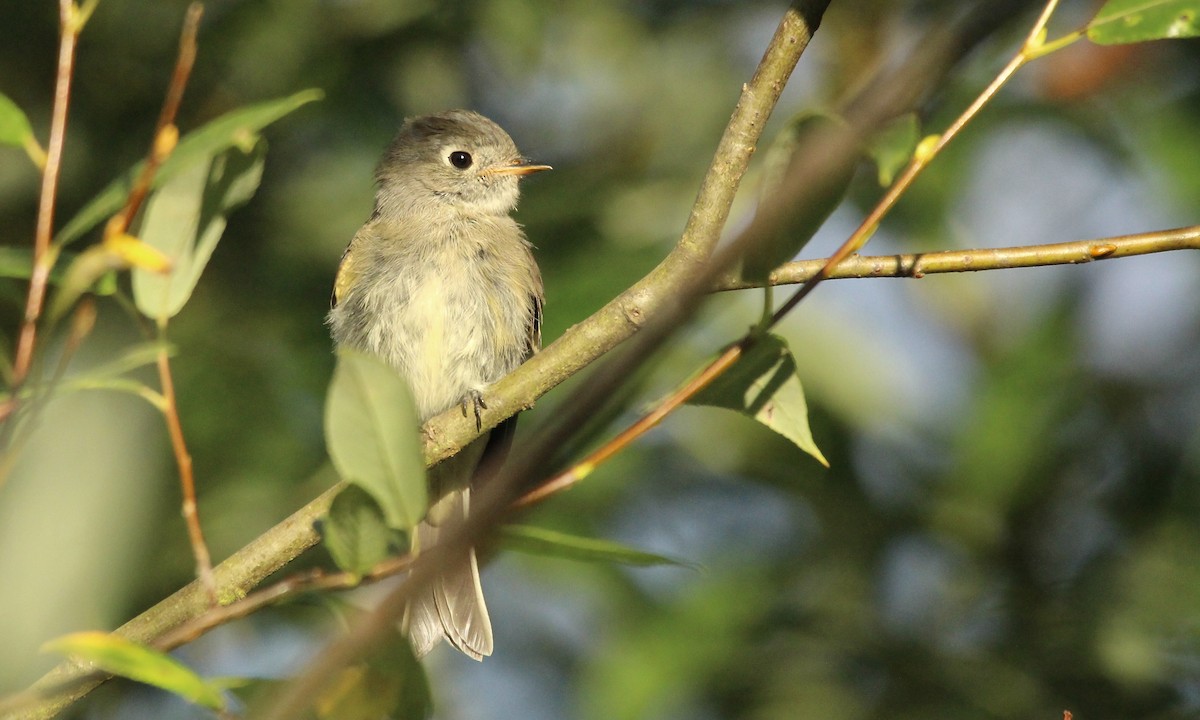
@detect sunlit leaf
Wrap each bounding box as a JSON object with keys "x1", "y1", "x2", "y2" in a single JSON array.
[
  {"x1": 57, "y1": 89, "x2": 322, "y2": 247},
  {"x1": 42, "y1": 632, "x2": 227, "y2": 711},
  {"x1": 743, "y1": 112, "x2": 856, "y2": 283},
  {"x1": 325, "y1": 350, "x2": 427, "y2": 530},
  {"x1": 322, "y1": 485, "x2": 407, "y2": 577},
  {"x1": 0, "y1": 92, "x2": 35, "y2": 149},
  {"x1": 867, "y1": 113, "x2": 920, "y2": 187},
  {"x1": 105, "y1": 233, "x2": 172, "y2": 274},
  {"x1": 132, "y1": 139, "x2": 267, "y2": 320},
  {"x1": 691, "y1": 333, "x2": 828, "y2": 467},
  {"x1": 1088, "y1": 0, "x2": 1200, "y2": 43},
  {"x1": 501, "y1": 525, "x2": 698, "y2": 568}
]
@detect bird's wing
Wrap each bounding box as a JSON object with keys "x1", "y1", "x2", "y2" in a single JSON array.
[
  {"x1": 528, "y1": 293, "x2": 543, "y2": 355},
  {"x1": 331, "y1": 222, "x2": 373, "y2": 309}
]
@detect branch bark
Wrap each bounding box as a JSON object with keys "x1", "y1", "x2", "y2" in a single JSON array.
[{"x1": 713, "y1": 225, "x2": 1200, "y2": 290}]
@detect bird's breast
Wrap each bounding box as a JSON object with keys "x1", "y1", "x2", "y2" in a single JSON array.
[{"x1": 333, "y1": 219, "x2": 536, "y2": 421}]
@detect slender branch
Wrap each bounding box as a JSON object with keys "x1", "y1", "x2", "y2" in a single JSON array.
[
  {"x1": 713, "y1": 225, "x2": 1200, "y2": 290},
  {"x1": 12, "y1": 0, "x2": 77, "y2": 385},
  {"x1": 155, "y1": 328, "x2": 218, "y2": 606},
  {"x1": 109, "y1": 3, "x2": 202, "y2": 239}
]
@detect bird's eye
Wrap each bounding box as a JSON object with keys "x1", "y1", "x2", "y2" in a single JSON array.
[{"x1": 449, "y1": 151, "x2": 473, "y2": 169}]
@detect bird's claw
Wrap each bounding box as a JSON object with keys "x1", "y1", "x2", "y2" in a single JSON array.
[{"x1": 460, "y1": 390, "x2": 487, "y2": 432}]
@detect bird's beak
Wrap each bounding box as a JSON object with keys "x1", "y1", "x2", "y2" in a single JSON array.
[{"x1": 483, "y1": 159, "x2": 553, "y2": 177}]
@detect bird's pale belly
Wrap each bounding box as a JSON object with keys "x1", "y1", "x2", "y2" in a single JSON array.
[{"x1": 359, "y1": 264, "x2": 526, "y2": 422}]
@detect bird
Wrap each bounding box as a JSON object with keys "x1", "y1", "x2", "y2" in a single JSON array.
[{"x1": 328, "y1": 109, "x2": 549, "y2": 659}]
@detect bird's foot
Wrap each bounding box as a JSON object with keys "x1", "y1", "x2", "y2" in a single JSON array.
[{"x1": 459, "y1": 390, "x2": 487, "y2": 432}]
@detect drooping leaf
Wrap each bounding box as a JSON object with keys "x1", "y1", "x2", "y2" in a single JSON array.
[
  {"x1": 325, "y1": 350, "x2": 427, "y2": 530},
  {"x1": 132, "y1": 139, "x2": 267, "y2": 320},
  {"x1": 691, "y1": 333, "x2": 829, "y2": 467},
  {"x1": 501, "y1": 525, "x2": 697, "y2": 568},
  {"x1": 743, "y1": 111, "x2": 857, "y2": 283},
  {"x1": 0, "y1": 92, "x2": 35, "y2": 149},
  {"x1": 322, "y1": 485, "x2": 407, "y2": 577},
  {"x1": 56, "y1": 89, "x2": 321, "y2": 247},
  {"x1": 1088, "y1": 0, "x2": 1200, "y2": 43},
  {"x1": 315, "y1": 627, "x2": 432, "y2": 720},
  {"x1": 42, "y1": 631, "x2": 227, "y2": 711},
  {"x1": 867, "y1": 113, "x2": 920, "y2": 187}
]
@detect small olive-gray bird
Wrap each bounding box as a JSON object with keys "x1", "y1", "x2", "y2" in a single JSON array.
[{"x1": 328, "y1": 110, "x2": 549, "y2": 660}]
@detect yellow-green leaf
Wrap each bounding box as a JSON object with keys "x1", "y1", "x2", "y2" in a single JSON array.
[
  {"x1": 1088, "y1": 0, "x2": 1200, "y2": 44},
  {"x1": 0, "y1": 247, "x2": 117, "y2": 295},
  {"x1": 42, "y1": 631, "x2": 227, "y2": 711},
  {"x1": 325, "y1": 350, "x2": 427, "y2": 530},
  {"x1": 105, "y1": 233, "x2": 172, "y2": 273},
  {"x1": 501, "y1": 525, "x2": 698, "y2": 568},
  {"x1": 691, "y1": 333, "x2": 828, "y2": 467},
  {"x1": 0, "y1": 92, "x2": 43, "y2": 167}
]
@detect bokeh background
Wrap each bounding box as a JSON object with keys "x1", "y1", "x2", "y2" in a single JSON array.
[{"x1": 1, "y1": 0, "x2": 1199, "y2": 718}]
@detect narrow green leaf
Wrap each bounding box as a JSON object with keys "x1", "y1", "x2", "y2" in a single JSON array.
[
  {"x1": 501, "y1": 525, "x2": 697, "y2": 568},
  {"x1": 132, "y1": 139, "x2": 267, "y2": 320},
  {"x1": 56, "y1": 89, "x2": 321, "y2": 247},
  {"x1": 0, "y1": 92, "x2": 35, "y2": 148},
  {"x1": 0, "y1": 247, "x2": 117, "y2": 295},
  {"x1": 743, "y1": 112, "x2": 857, "y2": 283},
  {"x1": 42, "y1": 631, "x2": 227, "y2": 711},
  {"x1": 322, "y1": 485, "x2": 407, "y2": 577},
  {"x1": 325, "y1": 350, "x2": 427, "y2": 530},
  {"x1": 73, "y1": 340, "x2": 173, "y2": 381},
  {"x1": 691, "y1": 333, "x2": 829, "y2": 467},
  {"x1": 1088, "y1": 0, "x2": 1200, "y2": 43},
  {"x1": 867, "y1": 113, "x2": 920, "y2": 187}
]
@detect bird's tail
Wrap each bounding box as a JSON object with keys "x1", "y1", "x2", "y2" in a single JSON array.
[{"x1": 402, "y1": 443, "x2": 494, "y2": 660}]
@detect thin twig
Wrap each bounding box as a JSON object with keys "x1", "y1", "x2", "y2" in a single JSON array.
[
  {"x1": 12, "y1": 0, "x2": 77, "y2": 386},
  {"x1": 156, "y1": 330, "x2": 218, "y2": 607},
  {"x1": 713, "y1": 225, "x2": 1200, "y2": 290},
  {"x1": 108, "y1": 3, "x2": 202, "y2": 239},
  {"x1": 156, "y1": 553, "x2": 415, "y2": 650}
]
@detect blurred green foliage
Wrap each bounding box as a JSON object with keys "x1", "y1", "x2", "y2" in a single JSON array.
[{"x1": 1, "y1": 1, "x2": 1199, "y2": 719}]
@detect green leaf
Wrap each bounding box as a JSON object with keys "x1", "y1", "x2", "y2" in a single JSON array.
[
  {"x1": 316, "y1": 628, "x2": 433, "y2": 720},
  {"x1": 0, "y1": 247, "x2": 117, "y2": 295},
  {"x1": 42, "y1": 631, "x2": 227, "y2": 711},
  {"x1": 132, "y1": 139, "x2": 267, "y2": 320},
  {"x1": 501, "y1": 525, "x2": 697, "y2": 568},
  {"x1": 0, "y1": 92, "x2": 35, "y2": 149},
  {"x1": 325, "y1": 350, "x2": 427, "y2": 530},
  {"x1": 743, "y1": 111, "x2": 857, "y2": 283},
  {"x1": 56, "y1": 89, "x2": 321, "y2": 247},
  {"x1": 322, "y1": 485, "x2": 407, "y2": 577},
  {"x1": 1088, "y1": 0, "x2": 1200, "y2": 43},
  {"x1": 691, "y1": 333, "x2": 829, "y2": 467},
  {"x1": 866, "y1": 113, "x2": 920, "y2": 187}
]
